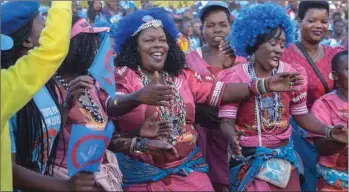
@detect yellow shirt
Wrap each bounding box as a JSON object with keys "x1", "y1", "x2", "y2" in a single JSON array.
[{"x1": 0, "y1": 2, "x2": 72, "y2": 190}]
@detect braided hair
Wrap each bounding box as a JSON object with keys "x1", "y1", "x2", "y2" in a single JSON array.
[
  {"x1": 115, "y1": 29, "x2": 186, "y2": 76},
  {"x1": 57, "y1": 15, "x2": 101, "y2": 76},
  {"x1": 1, "y1": 20, "x2": 64, "y2": 175}
]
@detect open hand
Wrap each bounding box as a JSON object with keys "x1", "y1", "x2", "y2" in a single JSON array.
[
  {"x1": 139, "y1": 112, "x2": 172, "y2": 138},
  {"x1": 331, "y1": 125, "x2": 348, "y2": 144},
  {"x1": 267, "y1": 72, "x2": 304, "y2": 92},
  {"x1": 136, "y1": 71, "x2": 175, "y2": 107},
  {"x1": 219, "y1": 40, "x2": 236, "y2": 69}
]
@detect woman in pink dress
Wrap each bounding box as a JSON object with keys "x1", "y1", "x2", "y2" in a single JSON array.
[
  {"x1": 108, "y1": 7, "x2": 304, "y2": 192},
  {"x1": 186, "y1": 2, "x2": 246, "y2": 191},
  {"x1": 308, "y1": 51, "x2": 348, "y2": 191},
  {"x1": 281, "y1": 2, "x2": 345, "y2": 190},
  {"x1": 217, "y1": 3, "x2": 347, "y2": 191}
]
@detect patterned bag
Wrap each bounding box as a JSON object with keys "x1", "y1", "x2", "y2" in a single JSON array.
[{"x1": 255, "y1": 158, "x2": 292, "y2": 188}]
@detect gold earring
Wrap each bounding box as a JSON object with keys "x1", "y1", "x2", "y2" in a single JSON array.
[{"x1": 329, "y1": 72, "x2": 335, "y2": 80}]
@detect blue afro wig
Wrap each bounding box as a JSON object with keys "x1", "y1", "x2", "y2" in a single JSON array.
[
  {"x1": 112, "y1": 7, "x2": 178, "y2": 54},
  {"x1": 230, "y1": 3, "x2": 295, "y2": 57}
]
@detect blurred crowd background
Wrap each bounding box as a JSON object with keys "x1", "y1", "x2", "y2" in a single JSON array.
[{"x1": 38, "y1": 0, "x2": 348, "y2": 51}]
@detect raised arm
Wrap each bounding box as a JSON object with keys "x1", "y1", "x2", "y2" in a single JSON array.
[{"x1": 1, "y1": 1, "x2": 72, "y2": 122}]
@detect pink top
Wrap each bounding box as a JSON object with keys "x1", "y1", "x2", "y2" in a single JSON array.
[
  {"x1": 186, "y1": 48, "x2": 247, "y2": 77},
  {"x1": 112, "y1": 66, "x2": 225, "y2": 168},
  {"x1": 218, "y1": 62, "x2": 308, "y2": 147},
  {"x1": 281, "y1": 44, "x2": 344, "y2": 109},
  {"x1": 54, "y1": 83, "x2": 109, "y2": 168},
  {"x1": 308, "y1": 91, "x2": 348, "y2": 172}
]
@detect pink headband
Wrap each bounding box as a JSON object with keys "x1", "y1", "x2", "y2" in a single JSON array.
[{"x1": 71, "y1": 18, "x2": 109, "y2": 39}]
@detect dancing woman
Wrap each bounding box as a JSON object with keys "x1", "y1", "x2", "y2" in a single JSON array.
[
  {"x1": 108, "y1": 7, "x2": 304, "y2": 191},
  {"x1": 217, "y1": 3, "x2": 347, "y2": 191}
]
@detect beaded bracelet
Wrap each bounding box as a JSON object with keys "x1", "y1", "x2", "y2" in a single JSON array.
[
  {"x1": 258, "y1": 79, "x2": 268, "y2": 94},
  {"x1": 249, "y1": 79, "x2": 269, "y2": 95},
  {"x1": 129, "y1": 137, "x2": 137, "y2": 154},
  {"x1": 133, "y1": 138, "x2": 149, "y2": 153}
]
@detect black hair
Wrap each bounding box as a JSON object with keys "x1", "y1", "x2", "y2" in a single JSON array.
[
  {"x1": 0, "y1": 20, "x2": 64, "y2": 175},
  {"x1": 332, "y1": 12, "x2": 342, "y2": 20},
  {"x1": 331, "y1": 50, "x2": 348, "y2": 72},
  {"x1": 298, "y1": 1, "x2": 329, "y2": 20},
  {"x1": 200, "y1": 6, "x2": 231, "y2": 24},
  {"x1": 333, "y1": 19, "x2": 344, "y2": 26},
  {"x1": 87, "y1": 0, "x2": 101, "y2": 23},
  {"x1": 115, "y1": 30, "x2": 186, "y2": 76},
  {"x1": 246, "y1": 27, "x2": 283, "y2": 55},
  {"x1": 57, "y1": 15, "x2": 101, "y2": 76}
]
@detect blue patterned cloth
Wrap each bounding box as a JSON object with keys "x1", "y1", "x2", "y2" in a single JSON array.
[
  {"x1": 116, "y1": 146, "x2": 208, "y2": 186},
  {"x1": 316, "y1": 164, "x2": 348, "y2": 189},
  {"x1": 290, "y1": 117, "x2": 318, "y2": 191},
  {"x1": 229, "y1": 140, "x2": 299, "y2": 192}
]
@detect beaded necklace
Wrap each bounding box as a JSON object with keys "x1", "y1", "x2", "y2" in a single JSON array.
[
  {"x1": 247, "y1": 63, "x2": 282, "y2": 145},
  {"x1": 55, "y1": 74, "x2": 104, "y2": 123},
  {"x1": 136, "y1": 67, "x2": 186, "y2": 145}
]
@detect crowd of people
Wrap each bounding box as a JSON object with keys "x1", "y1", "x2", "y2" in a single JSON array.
[{"x1": 1, "y1": 1, "x2": 348, "y2": 192}]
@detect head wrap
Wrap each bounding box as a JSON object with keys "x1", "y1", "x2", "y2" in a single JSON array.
[
  {"x1": 1, "y1": 1, "x2": 40, "y2": 35},
  {"x1": 230, "y1": 3, "x2": 294, "y2": 57},
  {"x1": 111, "y1": 7, "x2": 178, "y2": 54}
]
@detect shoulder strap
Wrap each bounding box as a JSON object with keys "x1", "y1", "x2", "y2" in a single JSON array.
[{"x1": 295, "y1": 42, "x2": 329, "y2": 93}]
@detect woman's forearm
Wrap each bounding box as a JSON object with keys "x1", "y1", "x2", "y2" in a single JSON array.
[
  {"x1": 107, "y1": 91, "x2": 141, "y2": 117},
  {"x1": 221, "y1": 83, "x2": 250, "y2": 104},
  {"x1": 12, "y1": 164, "x2": 69, "y2": 191},
  {"x1": 220, "y1": 118, "x2": 237, "y2": 144},
  {"x1": 313, "y1": 137, "x2": 346, "y2": 156},
  {"x1": 294, "y1": 113, "x2": 327, "y2": 135}
]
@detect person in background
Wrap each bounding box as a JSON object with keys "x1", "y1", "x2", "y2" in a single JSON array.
[
  {"x1": 191, "y1": 18, "x2": 203, "y2": 47},
  {"x1": 308, "y1": 51, "x2": 348, "y2": 191},
  {"x1": 287, "y1": 1, "x2": 299, "y2": 21},
  {"x1": 332, "y1": 19, "x2": 346, "y2": 46},
  {"x1": 343, "y1": 35, "x2": 348, "y2": 50},
  {"x1": 0, "y1": 1, "x2": 72, "y2": 191},
  {"x1": 185, "y1": 2, "x2": 244, "y2": 191},
  {"x1": 179, "y1": 17, "x2": 195, "y2": 51},
  {"x1": 282, "y1": 1, "x2": 345, "y2": 191},
  {"x1": 83, "y1": 0, "x2": 108, "y2": 25},
  {"x1": 102, "y1": 0, "x2": 126, "y2": 24}
]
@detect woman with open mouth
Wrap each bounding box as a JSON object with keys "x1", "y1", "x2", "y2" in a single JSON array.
[
  {"x1": 108, "y1": 7, "x2": 307, "y2": 191},
  {"x1": 217, "y1": 3, "x2": 347, "y2": 192}
]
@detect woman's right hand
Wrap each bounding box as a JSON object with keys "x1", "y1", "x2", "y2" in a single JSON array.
[
  {"x1": 136, "y1": 71, "x2": 175, "y2": 107},
  {"x1": 267, "y1": 72, "x2": 304, "y2": 92},
  {"x1": 229, "y1": 131, "x2": 243, "y2": 156},
  {"x1": 139, "y1": 112, "x2": 172, "y2": 139},
  {"x1": 64, "y1": 76, "x2": 94, "y2": 108},
  {"x1": 330, "y1": 125, "x2": 348, "y2": 144},
  {"x1": 67, "y1": 172, "x2": 95, "y2": 191}
]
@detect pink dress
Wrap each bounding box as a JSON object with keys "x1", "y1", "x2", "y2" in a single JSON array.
[
  {"x1": 113, "y1": 66, "x2": 226, "y2": 191},
  {"x1": 53, "y1": 83, "x2": 123, "y2": 191},
  {"x1": 308, "y1": 91, "x2": 348, "y2": 191},
  {"x1": 282, "y1": 44, "x2": 344, "y2": 109},
  {"x1": 218, "y1": 62, "x2": 307, "y2": 191},
  {"x1": 186, "y1": 48, "x2": 246, "y2": 190}
]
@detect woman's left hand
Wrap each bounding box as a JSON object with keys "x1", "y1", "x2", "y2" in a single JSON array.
[
  {"x1": 219, "y1": 40, "x2": 236, "y2": 69},
  {"x1": 331, "y1": 125, "x2": 348, "y2": 144},
  {"x1": 109, "y1": 133, "x2": 128, "y2": 152},
  {"x1": 267, "y1": 72, "x2": 304, "y2": 92},
  {"x1": 139, "y1": 112, "x2": 172, "y2": 138}
]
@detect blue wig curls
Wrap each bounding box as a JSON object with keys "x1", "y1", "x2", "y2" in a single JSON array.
[
  {"x1": 112, "y1": 8, "x2": 178, "y2": 54},
  {"x1": 230, "y1": 3, "x2": 295, "y2": 57}
]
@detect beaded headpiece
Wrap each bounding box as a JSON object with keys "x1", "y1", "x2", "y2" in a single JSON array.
[
  {"x1": 111, "y1": 8, "x2": 179, "y2": 54},
  {"x1": 132, "y1": 15, "x2": 163, "y2": 36}
]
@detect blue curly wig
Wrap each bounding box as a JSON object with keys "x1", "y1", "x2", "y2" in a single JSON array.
[
  {"x1": 112, "y1": 7, "x2": 178, "y2": 54},
  {"x1": 230, "y1": 3, "x2": 295, "y2": 57}
]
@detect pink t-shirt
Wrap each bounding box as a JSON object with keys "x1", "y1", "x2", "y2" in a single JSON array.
[{"x1": 309, "y1": 91, "x2": 348, "y2": 172}]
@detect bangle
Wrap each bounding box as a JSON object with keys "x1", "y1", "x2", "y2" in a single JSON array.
[
  {"x1": 258, "y1": 78, "x2": 267, "y2": 94},
  {"x1": 324, "y1": 126, "x2": 334, "y2": 140},
  {"x1": 248, "y1": 79, "x2": 260, "y2": 96},
  {"x1": 129, "y1": 137, "x2": 137, "y2": 154},
  {"x1": 133, "y1": 138, "x2": 149, "y2": 153},
  {"x1": 265, "y1": 78, "x2": 271, "y2": 92}
]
